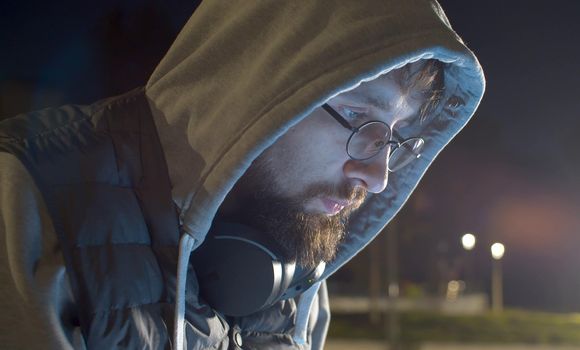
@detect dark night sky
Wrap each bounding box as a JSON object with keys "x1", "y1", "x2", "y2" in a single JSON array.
[
  {"x1": 1, "y1": 1, "x2": 580, "y2": 312},
  {"x1": 412, "y1": 1, "x2": 580, "y2": 312}
]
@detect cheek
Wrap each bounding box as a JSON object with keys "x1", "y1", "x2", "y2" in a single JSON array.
[
  {"x1": 270, "y1": 142, "x2": 313, "y2": 188},
  {"x1": 264, "y1": 114, "x2": 350, "y2": 195},
  {"x1": 295, "y1": 115, "x2": 346, "y2": 152}
]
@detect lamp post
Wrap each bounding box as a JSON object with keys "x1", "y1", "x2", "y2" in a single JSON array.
[
  {"x1": 490, "y1": 242, "x2": 505, "y2": 313},
  {"x1": 460, "y1": 233, "x2": 476, "y2": 293}
]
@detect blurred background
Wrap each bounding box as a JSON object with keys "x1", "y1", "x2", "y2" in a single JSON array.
[{"x1": 2, "y1": 1, "x2": 580, "y2": 349}]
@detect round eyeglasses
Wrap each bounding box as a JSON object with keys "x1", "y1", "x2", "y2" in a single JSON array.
[{"x1": 322, "y1": 103, "x2": 424, "y2": 171}]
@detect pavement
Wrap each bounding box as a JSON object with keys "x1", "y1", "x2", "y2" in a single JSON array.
[{"x1": 325, "y1": 339, "x2": 580, "y2": 350}]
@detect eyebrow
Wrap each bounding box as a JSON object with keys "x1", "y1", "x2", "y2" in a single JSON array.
[
  {"x1": 364, "y1": 96, "x2": 392, "y2": 112},
  {"x1": 365, "y1": 96, "x2": 391, "y2": 110}
]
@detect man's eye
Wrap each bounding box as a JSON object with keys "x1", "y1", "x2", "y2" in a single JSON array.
[{"x1": 341, "y1": 107, "x2": 364, "y2": 120}]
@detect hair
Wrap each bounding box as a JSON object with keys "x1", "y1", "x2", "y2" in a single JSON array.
[{"x1": 395, "y1": 59, "x2": 445, "y2": 123}]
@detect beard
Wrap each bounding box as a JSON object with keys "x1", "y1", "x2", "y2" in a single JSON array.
[{"x1": 219, "y1": 156, "x2": 367, "y2": 269}]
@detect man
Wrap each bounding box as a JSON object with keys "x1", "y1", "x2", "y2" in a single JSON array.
[{"x1": 0, "y1": 1, "x2": 485, "y2": 349}]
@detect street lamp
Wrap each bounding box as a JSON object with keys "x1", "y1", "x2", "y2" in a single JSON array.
[
  {"x1": 461, "y1": 233, "x2": 476, "y2": 251},
  {"x1": 491, "y1": 243, "x2": 505, "y2": 260},
  {"x1": 460, "y1": 233, "x2": 476, "y2": 293},
  {"x1": 490, "y1": 242, "x2": 505, "y2": 313}
]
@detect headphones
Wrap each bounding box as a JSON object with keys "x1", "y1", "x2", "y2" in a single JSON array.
[{"x1": 191, "y1": 222, "x2": 325, "y2": 317}]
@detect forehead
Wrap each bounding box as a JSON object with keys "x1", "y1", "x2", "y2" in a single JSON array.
[
  {"x1": 332, "y1": 61, "x2": 428, "y2": 107},
  {"x1": 339, "y1": 74, "x2": 400, "y2": 107},
  {"x1": 331, "y1": 75, "x2": 422, "y2": 122}
]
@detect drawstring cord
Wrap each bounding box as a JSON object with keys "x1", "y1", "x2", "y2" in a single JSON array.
[
  {"x1": 174, "y1": 234, "x2": 195, "y2": 350},
  {"x1": 293, "y1": 281, "x2": 321, "y2": 345}
]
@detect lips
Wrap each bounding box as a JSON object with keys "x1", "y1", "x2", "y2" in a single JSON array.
[{"x1": 319, "y1": 197, "x2": 350, "y2": 216}]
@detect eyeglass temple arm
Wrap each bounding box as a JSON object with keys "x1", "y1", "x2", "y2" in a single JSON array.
[{"x1": 322, "y1": 104, "x2": 356, "y2": 132}]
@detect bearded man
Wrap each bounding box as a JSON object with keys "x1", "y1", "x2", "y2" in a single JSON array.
[{"x1": 0, "y1": 1, "x2": 485, "y2": 349}]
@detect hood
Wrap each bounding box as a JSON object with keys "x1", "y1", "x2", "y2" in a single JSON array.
[
  {"x1": 146, "y1": 0, "x2": 485, "y2": 279},
  {"x1": 145, "y1": 2, "x2": 484, "y2": 345}
]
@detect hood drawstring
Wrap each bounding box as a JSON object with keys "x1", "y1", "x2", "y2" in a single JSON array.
[
  {"x1": 292, "y1": 281, "x2": 321, "y2": 345},
  {"x1": 174, "y1": 234, "x2": 195, "y2": 350}
]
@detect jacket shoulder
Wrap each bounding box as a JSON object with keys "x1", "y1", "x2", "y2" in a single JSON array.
[{"x1": 0, "y1": 87, "x2": 146, "y2": 142}]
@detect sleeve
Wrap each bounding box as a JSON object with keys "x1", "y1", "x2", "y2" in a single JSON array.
[
  {"x1": 0, "y1": 153, "x2": 84, "y2": 350},
  {"x1": 308, "y1": 280, "x2": 330, "y2": 350}
]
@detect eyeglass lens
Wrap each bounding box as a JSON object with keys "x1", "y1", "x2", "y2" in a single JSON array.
[
  {"x1": 388, "y1": 138, "x2": 424, "y2": 171},
  {"x1": 347, "y1": 121, "x2": 391, "y2": 160}
]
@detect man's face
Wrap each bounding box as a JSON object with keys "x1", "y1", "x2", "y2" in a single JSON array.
[{"x1": 220, "y1": 67, "x2": 422, "y2": 268}]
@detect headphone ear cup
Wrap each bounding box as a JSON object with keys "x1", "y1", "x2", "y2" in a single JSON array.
[
  {"x1": 275, "y1": 261, "x2": 296, "y2": 301},
  {"x1": 191, "y1": 222, "x2": 296, "y2": 317}
]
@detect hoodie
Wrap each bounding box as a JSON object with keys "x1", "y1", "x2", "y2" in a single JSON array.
[
  {"x1": 146, "y1": 0, "x2": 484, "y2": 347},
  {"x1": 0, "y1": 0, "x2": 484, "y2": 349}
]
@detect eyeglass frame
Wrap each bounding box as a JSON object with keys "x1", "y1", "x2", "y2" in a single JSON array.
[{"x1": 321, "y1": 103, "x2": 424, "y2": 167}]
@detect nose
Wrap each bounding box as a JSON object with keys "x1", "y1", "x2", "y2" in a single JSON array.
[{"x1": 343, "y1": 148, "x2": 390, "y2": 194}]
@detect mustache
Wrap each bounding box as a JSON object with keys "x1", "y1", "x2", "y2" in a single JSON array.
[{"x1": 301, "y1": 182, "x2": 368, "y2": 209}]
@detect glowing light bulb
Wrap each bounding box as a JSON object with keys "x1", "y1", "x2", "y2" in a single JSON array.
[
  {"x1": 491, "y1": 243, "x2": 505, "y2": 260},
  {"x1": 461, "y1": 233, "x2": 476, "y2": 251}
]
